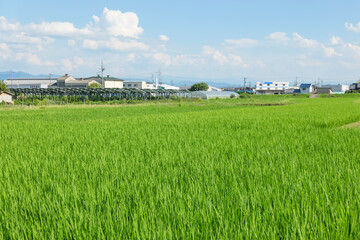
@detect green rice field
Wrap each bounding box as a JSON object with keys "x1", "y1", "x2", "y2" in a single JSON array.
[{"x1": 1, "y1": 95, "x2": 360, "y2": 239}]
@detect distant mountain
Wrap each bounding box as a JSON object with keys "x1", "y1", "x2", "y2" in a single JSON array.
[
  {"x1": 0, "y1": 71, "x2": 244, "y2": 88},
  {"x1": 0, "y1": 71, "x2": 61, "y2": 80}
]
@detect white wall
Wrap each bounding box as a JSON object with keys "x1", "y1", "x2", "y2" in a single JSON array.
[
  {"x1": 104, "y1": 80, "x2": 123, "y2": 88},
  {"x1": 0, "y1": 94, "x2": 13, "y2": 103}
]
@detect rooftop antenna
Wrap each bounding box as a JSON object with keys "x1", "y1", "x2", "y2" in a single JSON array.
[{"x1": 101, "y1": 60, "x2": 105, "y2": 88}]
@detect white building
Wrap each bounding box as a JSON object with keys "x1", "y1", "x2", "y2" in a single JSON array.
[
  {"x1": 321, "y1": 84, "x2": 349, "y2": 93},
  {"x1": 255, "y1": 82, "x2": 289, "y2": 94},
  {"x1": 124, "y1": 81, "x2": 155, "y2": 89},
  {"x1": 4, "y1": 78, "x2": 56, "y2": 88},
  {"x1": 208, "y1": 86, "x2": 223, "y2": 91},
  {"x1": 158, "y1": 84, "x2": 180, "y2": 90},
  {"x1": 300, "y1": 84, "x2": 316, "y2": 94},
  {"x1": 85, "y1": 75, "x2": 124, "y2": 88}
]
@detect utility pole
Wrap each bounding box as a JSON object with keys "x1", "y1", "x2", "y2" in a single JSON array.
[
  {"x1": 152, "y1": 74, "x2": 154, "y2": 84},
  {"x1": 11, "y1": 71, "x2": 13, "y2": 88},
  {"x1": 171, "y1": 79, "x2": 174, "y2": 86},
  {"x1": 243, "y1": 77, "x2": 247, "y2": 93},
  {"x1": 101, "y1": 60, "x2": 105, "y2": 88},
  {"x1": 295, "y1": 76, "x2": 298, "y2": 86},
  {"x1": 49, "y1": 73, "x2": 52, "y2": 86},
  {"x1": 157, "y1": 69, "x2": 162, "y2": 85}
]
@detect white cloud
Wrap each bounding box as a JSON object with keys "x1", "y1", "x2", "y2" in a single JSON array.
[
  {"x1": 0, "y1": 16, "x2": 20, "y2": 31},
  {"x1": 62, "y1": 58, "x2": 73, "y2": 71},
  {"x1": 15, "y1": 53, "x2": 42, "y2": 65},
  {"x1": 228, "y1": 54, "x2": 243, "y2": 66},
  {"x1": 292, "y1": 33, "x2": 318, "y2": 48},
  {"x1": 0, "y1": 43, "x2": 11, "y2": 59},
  {"x1": 203, "y1": 46, "x2": 228, "y2": 65},
  {"x1": 330, "y1": 36, "x2": 343, "y2": 45},
  {"x1": 345, "y1": 43, "x2": 360, "y2": 57},
  {"x1": 224, "y1": 38, "x2": 258, "y2": 48},
  {"x1": 266, "y1": 32, "x2": 289, "y2": 42},
  {"x1": 202, "y1": 45, "x2": 216, "y2": 56},
  {"x1": 152, "y1": 52, "x2": 172, "y2": 67},
  {"x1": 68, "y1": 39, "x2": 76, "y2": 46},
  {"x1": 159, "y1": 35, "x2": 170, "y2": 41},
  {"x1": 25, "y1": 21, "x2": 91, "y2": 37},
  {"x1": 322, "y1": 45, "x2": 340, "y2": 57},
  {"x1": 127, "y1": 53, "x2": 136, "y2": 62},
  {"x1": 82, "y1": 38, "x2": 149, "y2": 51},
  {"x1": 96, "y1": 7, "x2": 143, "y2": 38},
  {"x1": 212, "y1": 50, "x2": 228, "y2": 65},
  {"x1": 345, "y1": 22, "x2": 360, "y2": 32},
  {"x1": 82, "y1": 39, "x2": 99, "y2": 49},
  {"x1": 0, "y1": 7, "x2": 144, "y2": 39}
]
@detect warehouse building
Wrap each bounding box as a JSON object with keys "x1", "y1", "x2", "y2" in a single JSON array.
[
  {"x1": 123, "y1": 81, "x2": 155, "y2": 89},
  {"x1": 56, "y1": 74, "x2": 99, "y2": 88},
  {"x1": 4, "y1": 78, "x2": 56, "y2": 88},
  {"x1": 321, "y1": 84, "x2": 349, "y2": 93}
]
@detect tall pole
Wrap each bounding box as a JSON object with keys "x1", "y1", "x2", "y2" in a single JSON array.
[
  {"x1": 295, "y1": 76, "x2": 298, "y2": 86},
  {"x1": 49, "y1": 73, "x2": 52, "y2": 86},
  {"x1": 101, "y1": 60, "x2": 105, "y2": 88},
  {"x1": 243, "y1": 77, "x2": 247, "y2": 93},
  {"x1": 11, "y1": 71, "x2": 13, "y2": 88}
]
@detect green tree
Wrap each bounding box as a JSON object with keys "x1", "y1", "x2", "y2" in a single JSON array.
[
  {"x1": 0, "y1": 80, "x2": 9, "y2": 92},
  {"x1": 190, "y1": 82, "x2": 209, "y2": 91},
  {"x1": 88, "y1": 82, "x2": 102, "y2": 88}
]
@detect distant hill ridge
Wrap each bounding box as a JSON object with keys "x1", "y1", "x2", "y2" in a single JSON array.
[
  {"x1": 0, "y1": 71, "x2": 61, "y2": 80},
  {"x1": 0, "y1": 71, "x2": 241, "y2": 88}
]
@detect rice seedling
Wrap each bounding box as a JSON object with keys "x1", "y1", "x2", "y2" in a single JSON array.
[{"x1": 0, "y1": 96, "x2": 359, "y2": 239}]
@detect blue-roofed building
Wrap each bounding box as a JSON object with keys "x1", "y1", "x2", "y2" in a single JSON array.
[{"x1": 300, "y1": 84, "x2": 315, "y2": 94}]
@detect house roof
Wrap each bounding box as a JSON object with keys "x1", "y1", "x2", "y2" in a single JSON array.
[
  {"x1": 300, "y1": 84, "x2": 312, "y2": 88},
  {"x1": 85, "y1": 76, "x2": 124, "y2": 81},
  {"x1": 294, "y1": 89, "x2": 301, "y2": 93},
  {"x1": 0, "y1": 90, "x2": 15, "y2": 96}
]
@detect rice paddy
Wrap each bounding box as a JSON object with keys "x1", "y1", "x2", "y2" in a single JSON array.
[{"x1": 1, "y1": 95, "x2": 360, "y2": 239}]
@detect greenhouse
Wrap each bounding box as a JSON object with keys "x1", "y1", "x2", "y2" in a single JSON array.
[
  {"x1": 189, "y1": 91, "x2": 239, "y2": 100},
  {"x1": 9, "y1": 88, "x2": 190, "y2": 102}
]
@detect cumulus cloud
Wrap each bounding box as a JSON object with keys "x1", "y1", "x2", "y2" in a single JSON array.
[
  {"x1": 68, "y1": 39, "x2": 76, "y2": 46},
  {"x1": 0, "y1": 16, "x2": 20, "y2": 31},
  {"x1": 224, "y1": 38, "x2": 258, "y2": 48},
  {"x1": 292, "y1": 33, "x2": 318, "y2": 48},
  {"x1": 82, "y1": 38, "x2": 148, "y2": 51},
  {"x1": 152, "y1": 52, "x2": 172, "y2": 67},
  {"x1": 98, "y1": 8, "x2": 143, "y2": 38},
  {"x1": 266, "y1": 32, "x2": 289, "y2": 42},
  {"x1": 159, "y1": 35, "x2": 170, "y2": 41},
  {"x1": 330, "y1": 36, "x2": 343, "y2": 45},
  {"x1": 0, "y1": 43, "x2": 11, "y2": 59},
  {"x1": 345, "y1": 22, "x2": 360, "y2": 32}
]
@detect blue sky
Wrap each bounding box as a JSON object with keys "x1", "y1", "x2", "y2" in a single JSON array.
[{"x1": 1, "y1": 0, "x2": 360, "y2": 84}]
